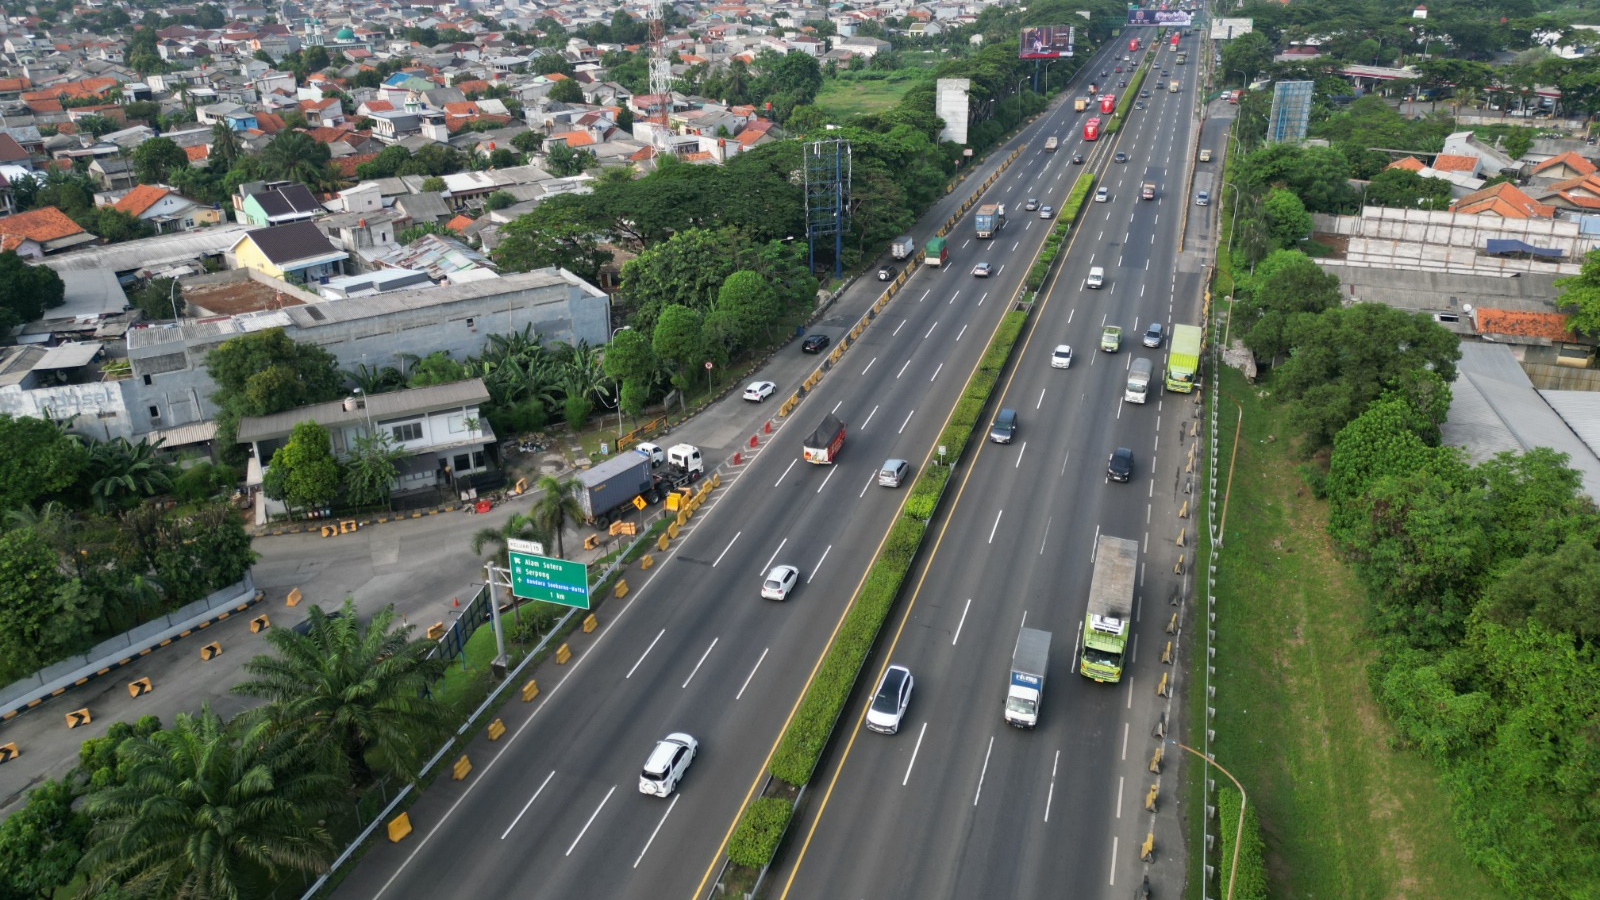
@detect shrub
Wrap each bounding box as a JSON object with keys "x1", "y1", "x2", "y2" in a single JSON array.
[
  {"x1": 171, "y1": 461, "x2": 240, "y2": 503},
  {"x1": 727, "y1": 797, "x2": 793, "y2": 869},
  {"x1": 1216, "y1": 787, "x2": 1268, "y2": 900},
  {"x1": 562, "y1": 395, "x2": 591, "y2": 430}
]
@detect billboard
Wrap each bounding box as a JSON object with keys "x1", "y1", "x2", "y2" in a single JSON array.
[
  {"x1": 1126, "y1": 9, "x2": 1194, "y2": 26},
  {"x1": 1020, "y1": 26, "x2": 1075, "y2": 59}
]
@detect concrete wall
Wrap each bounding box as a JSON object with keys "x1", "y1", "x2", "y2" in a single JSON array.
[
  {"x1": 1314, "y1": 206, "x2": 1590, "y2": 276},
  {"x1": 1317, "y1": 262, "x2": 1564, "y2": 316}
]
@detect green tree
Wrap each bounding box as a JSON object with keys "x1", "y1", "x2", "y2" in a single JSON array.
[
  {"x1": 510, "y1": 130, "x2": 544, "y2": 154},
  {"x1": 493, "y1": 198, "x2": 614, "y2": 283},
  {"x1": 233, "y1": 601, "x2": 450, "y2": 784},
  {"x1": 1555, "y1": 247, "x2": 1600, "y2": 337},
  {"x1": 78, "y1": 705, "x2": 339, "y2": 898},
  {"x1": 126, "y1": 276, "x2": 185, "y2": 321},
  {"x1": 264, "y1": 421, "x2": 341, "y2": 513},
  {"x1": 0, "y1": 250, "x2": 67, "y2": 330},
  {"x1": 261, "y1": 129, "x2": 332, "y2": 185},
  {"x1": 343, "y1": 429, "x2": 401, "y2": 509},
  {"x1": 1220, "y1": 31, "x2": 1273, "y2": 85},
  {"x1": 1364, "y1": 167, "x2": 1453, "y2": 211},
  {"x1": 209, "y1": 119, "x2": 243, "y2": 167},
  {"x1": 404, "y1": 350, "x2": 470, "y2": 387},
  {"x1": 1234, "y1": 250, "x2": 1342, "y2": 361},
  {"x1": 1262, "y1": 188, "x2": 1312, "y2": 249},
  {"x1": 547, "y1": 78, "x2": 584, "y2": 104},
  {"x1": 76, "y1": 206, "x2": 157, "y2": 244},
  {"x1": 420, "y1": 175, "x2": 446, "y2": 192},
  {"x1": 468, "y1": 510, "x2": 554, "y2": 563},
  {"x1": 0, "y1": 778, "x2": 88, "y2": 899},
  {"x1": 206, "y1": 329, "x2": 342, "y2": 464},
  {"x1": 712, "y1": 269, "x2": 784, "y2": 352},
  {"x1": 621, "y1": 227, "x2": 747, "y2": 333},
  {"x1": 544, "y1": 140, "x2": 597, "y2": 177},
  {"x1": 1479, "y1": 535, "x2": 1600, "y2": 641},
  {"x1": 0, "y1": 414, "x2": 88, "y2": 512},
  {"x1": 85, "y1": 437, "x2": 174, "y2": 513},
  {"x1": 529, "y1": 475, "x2": 585, "y2": 559},
  {"x1": 0, "y1": 527, "x2": 96, "y2": 681},
  {"x1": 652, "y1": 304, "x2": 707, "y2": 393},
  {"x1": 129, "y1": 136, "x2": 187, "y2": 184}
]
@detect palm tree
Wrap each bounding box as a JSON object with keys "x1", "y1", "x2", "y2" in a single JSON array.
[
  {"x1": 209, "y1": 119, "x2": 242, "y2": 167},
  {"x1": 555, "y1": 340, "x2": 614, "y2": 409},
  {"x1": 78, "y1": 704, "x2": 340, "y2": 900},
  {"x1": 260, "y1": 129, "x2": 331, "y2": 186},
  {"x1": 469, "y1": 510, "x2": 554, "y2": 561},
  {"x1": 343, "y1": 361, "x2": 405, "y2": 394},
  {"x1": 87, "y1": 437, "x2": 174, "y2": 513},
  {"x1": 232, "y1": 601, "x2": 450, "y2": 786},
  {"x1": 530, "y1": 475, "x2": 584, "y2": 560}
]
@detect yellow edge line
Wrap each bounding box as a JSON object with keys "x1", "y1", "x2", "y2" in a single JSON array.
[{"x1": 774, "y1": 126, "x2": 1132, "y2": 898}]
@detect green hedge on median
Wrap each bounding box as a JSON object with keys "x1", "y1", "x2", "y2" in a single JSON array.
[
  {"x1": 727, "y1": 797, "x2": 794, "y2": 869},
  {"x1": 1026, "y1": 173, "x2": 1097, "y2": 291},
  {"x1": 1217, "y1": 787, "x2": 1269, "y2": 900}
]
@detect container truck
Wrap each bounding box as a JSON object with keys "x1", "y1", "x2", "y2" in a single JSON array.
[
  {"x1": 803, "y1": 414, "x2": 846, "y2": 464},
  {"x1": 924, "y1": 236, "x2": 947, "y2": 267},
  {"x1": 1005, "y1": 627, "x2": 1052, "y2": 728},
  {"x1": 1165, "y1": 324, "x2": 1202, "y2": 392},
  {"x1": 1083, "y1": 117, "x2": 1101, "y2": 141},
  {"x1": 1124, "y1": 357, "x2": 1153, "y2": 404},
  {"x1": 1100, "y1": 94, "x2": 1115, "y2": 114},
  {"x1": 890, "y1": 235, "x2": 915, "y2": 260},
  {"x1": 576, "y1": 452, "x2": 657, "y2": 527},
  {"x1": 1170, "y1": 33, "x2": 1180, "y2": 47},
  {"x1": 1080, "y1": 535, "x2": 1138, "y2": 683},
  {"x1": 975, "y1": 204, "x2": 1005, "y2": 238}
]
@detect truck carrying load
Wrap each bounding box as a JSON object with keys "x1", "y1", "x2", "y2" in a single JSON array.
[
  {"x1": 1044, "y1": 136, "x2": 1059, "y2": 152},
  {"x1": 1080, "y1": 536, "x2": 1138, "y2": 683},
  {"x1": 1074, "y1": 97, "x2": 1088, "y2": 112},
  {"x1": 1165, "y1": 324, "x2": 1203, "y2": 392},
  {"x1": 1124, "y1": 357, "x2": 1153, "y2": 404},
  {"x1": 924, "y1": 236, "x2": 947, "y2": 267},
  {"x1": 803, "y1": 414, "x2": 846, "y2": 464},
  {"x1": 575, "y1": 452, "x2": 657, "y2": 527},
  {"x1": 975, "y1": 204, "x2": 1005, "y2": 238},
  {"x1": 891, "y1": 235, "x2": 916, "y2": 260},
  {"x1": 1005, "y1": 627, "x2": 1052, "y2": 728}
]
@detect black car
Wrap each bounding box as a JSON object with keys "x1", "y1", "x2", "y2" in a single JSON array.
[
  {"x1": 1114, "y1": 151, "x2": 1128, "y2": 163},
  {"x1": 1072, "y1": 153, "x2": 1085, "y2": 164},
  {"x1": 1108, "y1": 447, "x2": 1134, "y2": 483},
  {"x1": 802, "y1": 334, "x2": 830, "y2": 353}
]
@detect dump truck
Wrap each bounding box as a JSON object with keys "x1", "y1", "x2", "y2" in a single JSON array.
[
  {"x1": 1165, "y1": 324, "x2": 1202, "y2": 392},
  {"x1": 975, "y1": 203, "x2": 1005, "y2": 238},
  {"x1": 1125, "y1": 357, "x2": 1153, "y2": 404},
  {"x1": 1080, "y1": 535, "x2": 1138, "y2": 683},
  {"x1": 575, "y1": 452, "x2": 657, "y2": 528},
  {"x1": 891, "y1": 235, "x2": 916, "y2": 260},
  {"x1": 1005, "y1": 627, "x2": 1052, "y2": 729},
  {"x1": 1100, "y1": 325, "x2": 1122, "y2": 353},
  {"x1": 803, "y1": 414, "x2": 846, "y2": 464}
]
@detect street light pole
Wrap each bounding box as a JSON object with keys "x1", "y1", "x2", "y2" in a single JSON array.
[
  {"x1": 1017, "y1": 77, "x2": 1028, "y2": 130},
  {"x1": 1167, "y1": 739, "x2": 1249, "y2": 900}
]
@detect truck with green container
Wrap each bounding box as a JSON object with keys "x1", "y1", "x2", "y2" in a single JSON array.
[
  {"x1": 1080, "y1": 535, "x2": 1138, "y2": 683},
  {"x1": 1164, "y1": 324, "x2": 1202, "y2": 392},
  {"x1": 925, "y1": 236, "x2": 947, "y2": 267}
]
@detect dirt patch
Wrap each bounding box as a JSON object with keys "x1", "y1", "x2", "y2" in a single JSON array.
[
  {"x1": 1307, "y1": 233, "x2": 1348, "y2": 258},
  {"x1": 185, "y1": 279, "x2": 308, "y2": 317}
]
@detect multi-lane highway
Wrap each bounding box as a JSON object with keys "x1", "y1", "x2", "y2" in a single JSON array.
[
  {"x1": 332, "y1": 33, "x2": 1204, "y2": 900},
  {"x1": 770, "y1": 35, "x2": 1209, "y2": 900}
]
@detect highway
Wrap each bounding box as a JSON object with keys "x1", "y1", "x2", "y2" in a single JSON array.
[
  {"x1": 331, "y1": 34, "x2": 1196, "y2": 900},
  {"x1": 770, "y1": 33, "x2": 1209, "y2": 900}
]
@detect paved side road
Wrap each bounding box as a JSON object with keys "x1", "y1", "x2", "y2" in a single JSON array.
[{"x1": 0, "y1": 116, "x2": 1042, "y2": 817}]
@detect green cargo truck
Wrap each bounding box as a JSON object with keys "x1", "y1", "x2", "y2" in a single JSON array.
[
  {"x1": 925, "y1": 236, "x2": 947, "y2": 267},
  {"x1": 1165, "y1": 324, "x2": 1202, "y2": 392},
  {"x1": 1081, "y1": 535, "x2": 1138, "y2": 683}
]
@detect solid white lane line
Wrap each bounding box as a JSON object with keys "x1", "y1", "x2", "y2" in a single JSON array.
[
  {"x1": 626, "y1": 630, "x2": 665, "y2": 679},
  {"x1": 633, "y1": 793, "x2": 680, "y2": 868},
  {"x1": 711, "y1": 532, "x2": 741, "y2": 567},
  {"x1": 565, "y1": 785, "x2": 615, "y2": 856},
  {"x1": 903, "y1": 722, "x2": 928, "y2": 786},
  {"x1": 681, "y1": 638, "x2": 718, "y2": 689},
  {"x1": 500, "y1": 770, "x2": 555, "y2": 839},
  {"x1": 974, "y1": 735, "x2": 995, "y2": 806},
  {"x1": 735, "y1": 648, "x2": 768, "y2": 700},
  {"x1": 952, "y1": 598, "x2": 972, "y2": 645}
]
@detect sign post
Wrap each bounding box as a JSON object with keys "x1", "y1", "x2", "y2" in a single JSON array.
[{"x1": 507, "y1": 539, "x2": 591, "y2": 609}]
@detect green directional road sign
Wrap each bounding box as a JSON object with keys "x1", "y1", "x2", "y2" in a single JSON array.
[{"x1": 508, "y1": 548, "x2": 591, "y2": 609}]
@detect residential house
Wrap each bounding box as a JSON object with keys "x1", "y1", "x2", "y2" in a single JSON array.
[
  {"x1": 1449, "y1": 181, "x2": 1557, "y2": 218},
  {"x1": 236, "y1": 378, "x2": 496, "y2": 510},
  {"x1": 0, "y1": 206, "x2": 98, "y2": 256},
  {"x1": 230, "y1": 220, "x2": 348, "y2": 284},
  {"x1": 197, "y1": 101, "x2": 259, "y2": 131},
  {"x1": 299, "y1": 97, "x2": 345, "y2": 128},
  {"x1": 368, "y1": 110, "x2": 422, "y2": 143},
  {"x1": 1440, "y1": 131, "x2": 1522, "y2": 177},
  {"x1": 236, "y1": 182, "x2": 324, "y2": 226},
  {"x1": 1530, "y1": 173, "x2": 1600, "y2": 213},
  {"x1": 88, "y1": 156, "x2": 136, "y2": 192},
  {"x1": 110, "y1": 185, "x2": 212, "y2": 233},
  {"x1": 1530, "y1": 151, "x2": 1598, "y2": 183}
]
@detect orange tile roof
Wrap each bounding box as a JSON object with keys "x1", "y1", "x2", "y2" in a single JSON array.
[
  {"x1": 0, "y1": 206, "x2": 89, "y2": 242},
  {"x1": 1431, "y1": 153, "x2": 1478, "y2": 173},
  {"x1": 360, "y1": 99, "x2": 394, "y2": 113},
  {"x1": 1532, "y1": 150, "x2": 1597, "y2": 177},
  {"x1": 0, "y1": 233, "x2": 33, "y2": 252},
  {"x1": 254, "y1": 112, "x2": 285, "y2": 134},
  {"x1": 442, "y1": 101, "x2": 479, "y2": 116},
  {"x1": 1476, "y1": 309, "x2": 1573, "y2": 342},
  {"x1": 112, "y1": 184, "x2": 171, "y2": 217},
  {"x1": 1386, "y1": 156, "x2": 1425, "y2": 172},
  {"x1": 444, "y1": 213, "x2": 474, "y2": 232},
  {"x1": 0, "y1": 77, "x2": 31, "y2": 92},
  {"x1": 185, "y1": 144, "x2": 211, "y2": 162},
  {"x1": 1450, "y1": 182, "x2": 1555, "y2": 218},
  {"x1": 551, "y1": 131, "x2": 594, "y2": 147},
  {"x1": 454, "y1": 79, "x2": 489, "y2": 94},
  {"x1": 305, "y1": 125, "x2": 353, "y2": 144},
  {"x1": 331, "y1": 152, "x2": 378, "y2": 179}
]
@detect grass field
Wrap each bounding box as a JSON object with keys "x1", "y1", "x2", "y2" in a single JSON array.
[
  {"x1": 814, "y1": 74, "x2": 926, "y2": 120},
  {"x1": 1188, "y1": 369, "x2": 1510, "y2": 900}
]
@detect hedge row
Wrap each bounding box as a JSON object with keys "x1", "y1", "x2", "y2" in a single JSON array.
[
  {"x1": 727, "y1": 796, "x2": 795, "y2": 869},
  {"x1": 1026, "y1": 172, "x2": 1097, "y2": 291},
  {"x1": 1105, "y1": 54, "x2": 1151, "y2": 135},
  {"x1": 1216, "y1": 787, "x2": 1269, "y2": 900}
]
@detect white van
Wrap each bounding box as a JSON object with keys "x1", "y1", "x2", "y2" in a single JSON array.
[{"x1": 1086, "y1": 266, "x2": 1105, "y2": 289}]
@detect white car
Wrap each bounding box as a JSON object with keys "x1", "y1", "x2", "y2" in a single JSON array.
[
  {"x1": 762, "y1": 564, "x2": 800, "y2": 601},
  {"x1": 742, "y1": 381, "x2": 776, "y2": 402},
  {"x1": 865, "y1": 665, "x2": 914, "y2": 734},
  {"x1": 1051, "y1": 344, "x2": 1073, "y2": 369},
  {"x1": 639, "y1": 732, "x2": 697, "y2": 797},
  {"x1": 972, "y1": 262, "x2": 992, "y2": 277},
  {"x1": 1095, "y1": 187, "x2": 1110, "y2": 203}
]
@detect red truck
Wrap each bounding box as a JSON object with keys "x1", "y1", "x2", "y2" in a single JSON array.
[
  {"x1": 1100, "y1": 94, "x2": 1115, "y2": 114},
  {"x1": 803, "y1": 414, "x2": 846, "y2": 464},
  {"x1": 1129, "y1": 38, "x2": 1140, "y2": 52}
]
